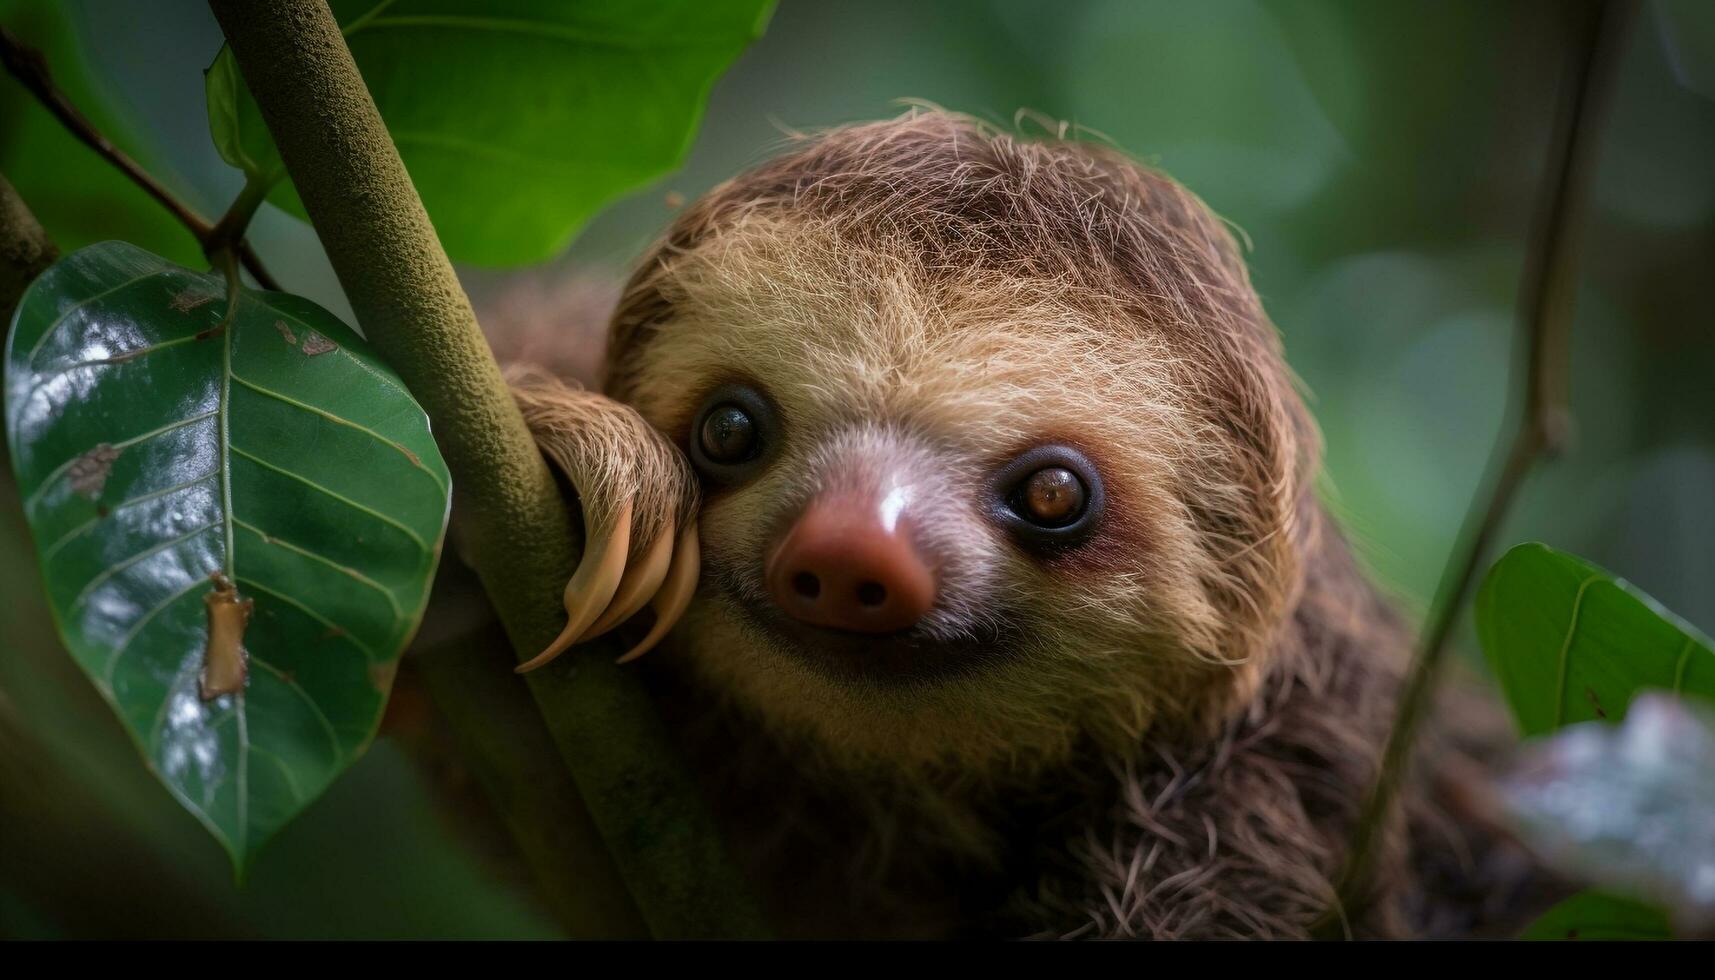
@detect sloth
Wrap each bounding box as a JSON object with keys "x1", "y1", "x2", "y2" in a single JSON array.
[{"x1": 488, "y1": 111, "x2": 1535, "y2": 939}]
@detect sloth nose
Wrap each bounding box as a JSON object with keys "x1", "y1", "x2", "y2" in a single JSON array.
[{"x1": 766, "y1": 494, "x2": 937, "y2": 633}]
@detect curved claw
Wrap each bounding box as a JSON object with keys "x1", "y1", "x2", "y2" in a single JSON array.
[
  {"x1": 516, "y1": 499, "x2": 634, "y2": 674},
  {"x1": 616, "y1": 522, "x2": 699, "y2": 664},
  {"x1": 577, "y1": 519, "x2": 675, "y2": 644}
]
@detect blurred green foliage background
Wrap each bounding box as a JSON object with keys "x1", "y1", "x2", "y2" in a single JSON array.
[{"x1": 2, "y1": 0, "x2": 1711, "y2": 938}]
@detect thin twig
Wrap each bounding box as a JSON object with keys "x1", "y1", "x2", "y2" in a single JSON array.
[
  {"x1": 234, "y1": 239, "x2": 281, "y2": 292},
  {"x1": 1317, "y1": 0, "x2": 1636, "y2": 937},
  {"x1": 0, "y1": 25, "x2": 278, "y2": 290}
]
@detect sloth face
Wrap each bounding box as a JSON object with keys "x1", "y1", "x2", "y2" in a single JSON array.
[
  {"x1": 606, "y1": 115, "x2": 1313, "y2": 770},
  {"x1": 614, "y1": 232, "x2": 1292, "y2": 771}
]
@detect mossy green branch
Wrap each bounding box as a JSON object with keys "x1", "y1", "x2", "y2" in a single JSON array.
[{"x1": 206, "y1": 0, "x2": 765, "y2": 938}]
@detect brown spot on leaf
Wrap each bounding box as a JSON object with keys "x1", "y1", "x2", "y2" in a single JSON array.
[
  {"x1": 274, "y1": 319, "x2": 298, "y2": 345},
  {"x1": 1584, "y1": 687, "x2": 1607, "y2": 719},
  {"x1": 200, "y1": 572, "x2": 253, "y2": 701},
  {"x1": 66, "y1": 444, "x2": 120, "y2": 499},
  {"x1": 319, "y1": 625, "x2": 347, "y2": 641},
  {"x1": 194, "y1": 323, "x2": 226, "y2": 341},
  {"x1": 300, "y1": 331, "x2": 337, "y2": 356},
  {"x1": 169, "y1": 289, "x2": 218, "y2": 313},
  {"x1": 402, "y1": 447, "x2": 421, "y2": 466},
  {"x1": 369, "y1": 660, "x2": 399, "y2": 692}
]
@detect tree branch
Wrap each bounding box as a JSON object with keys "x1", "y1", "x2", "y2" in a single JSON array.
[
  {"x1": 408, "y1": 560, "x2": 651, "y2": 938},
  {"x1": 0, "y1": 25, "x2": 278, "y2": 290},
  {"x1": 205, "y1": 0, "x2": 766, "y2": 939},
  {"x1": 0, "y1": 172, "x2": 57, "y2": 324},
  {"x1": 1319, "y1": 0, "x2": 1636, "y2": 936}
]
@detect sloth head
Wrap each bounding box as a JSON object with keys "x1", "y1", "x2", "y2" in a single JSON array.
[{"x1": 607, "y1": 111, "x2": 1320, "y2": 773}]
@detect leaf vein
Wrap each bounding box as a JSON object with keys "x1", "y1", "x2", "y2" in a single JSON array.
[
  {"x1": 248, "y1": 744, "x2": 305, "y2": 803},
  {"x1": 23, "y1": 410, "x2": 218, "y2": 516},
  {"x1": 40, "y1": 470, "x2": 220, "y2": 564},
  {"x1": 242, "y1": 294, "x2": 419, "y2": 403},
  {"x1": 234, "y1": 517, "x2": 405, "y2": 628},
  {"x1": 24, "y1": 267, "x2": 179, "y2": 367},
  {"x1": 29, "y1": 334, "x2": 202, "y2": 392},
  {"x1": 227, "y1": 444, "x2": 430, "y2": 555},
  {"x1": 1553, "y1": 575, "x2": 1601, "y2": 730},
  {"x1": 68, "y1": 519, "x2": 222, "y2": 614},
  {"x1": 250, "y1": 654, "x2": 346, "y2": 765},
  {"x1": 236, "y1": 576, "x2": 381, "y2": 663},
  {"x1": 104, "y1": 575, "x2": 210, "y2": 688},
  {"x1": 229, "y1": 372, "x2": 445, "y2": 496}
]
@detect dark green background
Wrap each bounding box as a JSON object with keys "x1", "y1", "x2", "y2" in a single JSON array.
[{"x1": 2, "y1": 0, "x2": 1711, "y2": 937}]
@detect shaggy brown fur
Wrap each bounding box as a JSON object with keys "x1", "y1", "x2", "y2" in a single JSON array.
[{"x1": 489, "y1": 110, "x2": 1535, "y2": 938}]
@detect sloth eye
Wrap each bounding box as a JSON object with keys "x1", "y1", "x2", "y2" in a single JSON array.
[
  {"x1": 991, "y1": 446, "x2": 1105, "y2": 547},
  {"x1": 689, "y1": 382, "x2": 776, "y2": 483},
  {"x1": 699, "y1": 405, "x2": 756, "y2": 463},
  {"x1": 1018, "y1": 466, "x2": 1086, "y2": 527}
]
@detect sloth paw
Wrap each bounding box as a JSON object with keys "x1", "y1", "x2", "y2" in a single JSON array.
[{"x1": 505, "y1": 367, "x2": 701, "y2": 673}]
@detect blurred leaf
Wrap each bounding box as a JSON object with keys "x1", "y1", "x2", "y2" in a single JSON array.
[
  {"x1": 0, "y1": 0, "x2": 199, "y2": 264},
  {"x1": 203, "y1": 47, "x2": 282, "y2": 186},
  {"x1": 1504, "y1": 694, "x2": 1715, "y2": 933},
  {"x1": 1521, "y1": 890, "x2": 1674, "y2": 940},
  {"x1": 209, "y1": 0, "x2": 775, "y2": 266},
  {"x1": 4, "y1": 241, "x2": 450, "y2": 868},
  {"x1": 1476, "y1": 542, "x2": 1715, "y2": 736}
]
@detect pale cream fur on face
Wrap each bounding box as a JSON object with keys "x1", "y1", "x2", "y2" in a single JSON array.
[{"x1": 615, "y1": 217, "x2": 1278, "y2": 774}]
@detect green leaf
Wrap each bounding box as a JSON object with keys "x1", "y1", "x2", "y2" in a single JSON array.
[
  {"x1": 4, "y1": 241, "x2": 451, "y2": 869},
  {"x1": 204, "y1": 48, "x2": 284, "y2": 186},
  {"x1": 1475, "y1": 542, "x2": 1715, "y2": 736},
  {"x1": 206, "y1": 0, "x2": 776, "y2": 266},
  {"x1": 1521, "y1": 890, "x2": 1675, "y2": 940}
]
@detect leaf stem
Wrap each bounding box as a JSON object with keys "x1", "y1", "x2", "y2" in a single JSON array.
[
  {"x1": 206, "y1": 0, "x2": 767, "y2": 938},
  {"x1": 1317, "y1": 0, "x2": 1637, "y2": 937},
  {"x1": 205, "y1": 175, "x2": 274, "y2": 281},
  {"x1": 0, "y1": 25, "x2": 278, "y2": 290},
  {"x1": 213, "y1": 247, "x2": 241, "y2": 582}
]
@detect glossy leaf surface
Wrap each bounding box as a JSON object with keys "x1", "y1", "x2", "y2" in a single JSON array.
[
  {"x1": 1476, "y1": 542, "x2": 1715, "y2": 737},
  {"x1": 207, "y1": 0, "x2": 776, "y2": 265},
  {"x1": 4, "y1": 241, "x2": 450, "y2": 867}
]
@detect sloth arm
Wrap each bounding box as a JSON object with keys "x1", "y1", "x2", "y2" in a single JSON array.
[{"x1": 504, "y1": 367, "x2": 702, "y2": 672}]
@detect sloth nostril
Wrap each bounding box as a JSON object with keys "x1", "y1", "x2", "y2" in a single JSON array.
[
  {"x1": 766, "y1": 493, "x2": 937, "y2": 633},
  {"x1": 793, "y1": 571, "x2": 821, "y2": 600}
]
